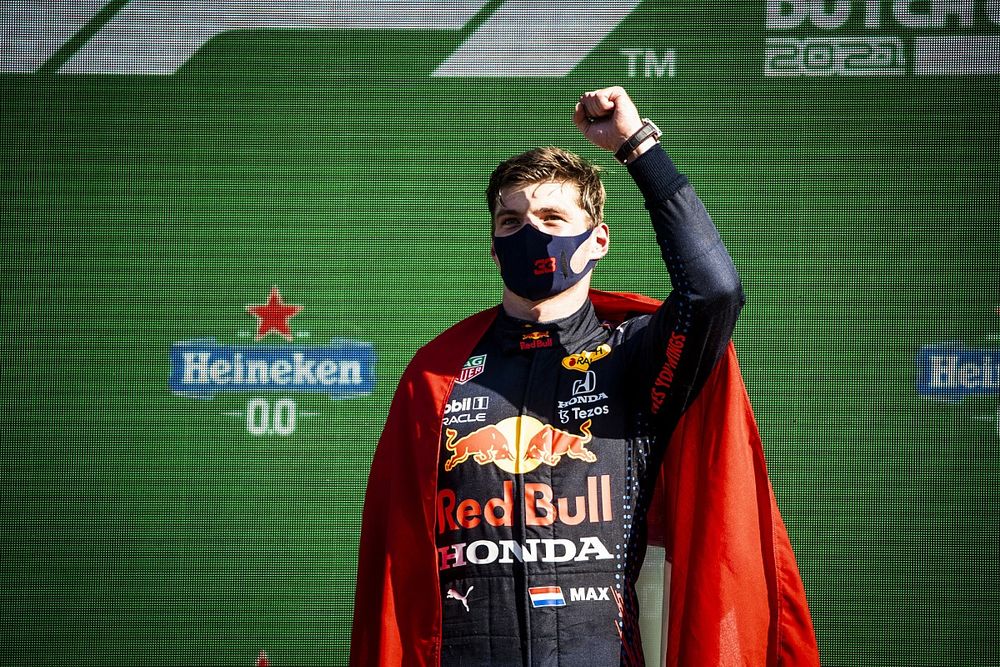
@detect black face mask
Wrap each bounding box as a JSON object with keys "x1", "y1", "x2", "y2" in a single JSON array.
[{"x1": 492, "y1": 224, "x2": 597, "y2": 301}]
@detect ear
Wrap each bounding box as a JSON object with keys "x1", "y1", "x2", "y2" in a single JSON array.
[
  {"x1": 490, "y1": 238, "x2": 501, "y2": 269},
  {"x1": 589, "y1": 223, "x2": 609, "y2": 260},
  {"x1": 570, "y1": 224, "x2": 609, "y2": 273}
]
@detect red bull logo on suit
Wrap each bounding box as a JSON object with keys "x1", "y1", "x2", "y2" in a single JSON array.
[
  {"x1": 437, "y1": 475, "x2": 614, "y2": 534},
  {"x1": 443, "y1": 417, "x2": 595, "y2": 473},
  {"x1": 520, "y1": 330, "x2": 554, "y2": 350}
]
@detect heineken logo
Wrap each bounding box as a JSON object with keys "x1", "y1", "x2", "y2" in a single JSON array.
[
  {"x1": 169, "y1": 342, "x2": 375, "y2": 399},
  {"x1": 169, "y1": 287, "x2": 375, "y2": 436},
  {"x1": 917, "y1": 343, "x2": 1000, "y2": 401}
]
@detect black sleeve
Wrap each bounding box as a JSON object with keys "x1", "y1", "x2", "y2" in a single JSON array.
[{"x1": 620, "y1": 143, "x2": 745, "y2": 424}]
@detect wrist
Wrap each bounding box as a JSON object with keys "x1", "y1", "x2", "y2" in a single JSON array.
[
  {"x1": 614, "y1": 118, "x2": 662, "y2": 165},
  {"x1": 618, "y1": 136, "x2": 658, "y2": 165}
]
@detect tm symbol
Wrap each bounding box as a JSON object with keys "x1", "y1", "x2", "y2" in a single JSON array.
[{"x1": 620, "y1": 49, "x2": 677, "y2": 77}]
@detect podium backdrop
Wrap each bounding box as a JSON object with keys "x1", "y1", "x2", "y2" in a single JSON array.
[{"x1": 4, "y1": 2, "x2": 998, "y2": 664}]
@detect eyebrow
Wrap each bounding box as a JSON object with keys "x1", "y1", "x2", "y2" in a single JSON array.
[{"x1": 494, "y1": 206, "x2": 571, "y2": 218}]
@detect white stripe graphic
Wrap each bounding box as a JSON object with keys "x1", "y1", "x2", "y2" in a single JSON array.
[
  {"x1": 1, "y1": 1, "x2": 106, "y2": 72},
  {"x1": 433, "y1": 0, "x2": 641, "y2": 77},
  {"x1": 59, "y1": 0, "x2": 490, "y2": 74},
  {"x1": 914, "y1": 36, "x2": 1000, "y2": 75}
]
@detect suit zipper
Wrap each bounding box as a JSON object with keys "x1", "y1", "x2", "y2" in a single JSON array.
[{"x1": 518, "y1": 348, "x2": 542, "y2": 666}]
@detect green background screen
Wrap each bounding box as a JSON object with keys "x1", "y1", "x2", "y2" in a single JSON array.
[{"x1": 4, "y1": 1, "x2": 999, "y2": 664}]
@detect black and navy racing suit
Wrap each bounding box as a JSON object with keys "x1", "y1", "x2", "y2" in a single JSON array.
[{"x1": 435, "y1": 145, "x2": 745, "y2": 666}]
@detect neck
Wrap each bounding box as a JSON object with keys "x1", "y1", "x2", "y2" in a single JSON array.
[{"x1": 500, "y1": 278, "x2": 592, "y2": 323}]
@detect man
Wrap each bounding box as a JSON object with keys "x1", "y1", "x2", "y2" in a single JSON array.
[{"x1": 351, "y1": 87, "x2": 819, "y2": 666}]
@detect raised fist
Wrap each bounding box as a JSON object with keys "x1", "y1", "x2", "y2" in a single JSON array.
[{"x1": 573, "y1": 86, "x2": 645, "y2": 154}]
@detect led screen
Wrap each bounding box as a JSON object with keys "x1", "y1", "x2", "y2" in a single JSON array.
[{"x1": 4, "y1": 2, "x2": 999, "y2": 665}]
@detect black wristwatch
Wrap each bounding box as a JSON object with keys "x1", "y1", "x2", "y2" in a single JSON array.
[{"x1": 614, "y1": 118, "x2": 662, "y2": 164}]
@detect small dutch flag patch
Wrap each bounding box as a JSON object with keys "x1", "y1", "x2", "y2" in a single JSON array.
[{"x1": 528, "y1": 586, "x2": 566, "y2": 608}]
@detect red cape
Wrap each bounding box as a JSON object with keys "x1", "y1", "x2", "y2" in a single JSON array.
[{"x1": 350, "y1": 291, "x2": 820, "y2": 666}]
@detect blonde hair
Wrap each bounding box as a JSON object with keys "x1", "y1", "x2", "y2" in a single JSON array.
[{"x1": 486, "y1": 146, "x2": 605, "y2": 228}]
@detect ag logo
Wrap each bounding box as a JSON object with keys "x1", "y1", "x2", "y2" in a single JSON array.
[
  {"x1": 456, "y1": 354, "x2": 487, "y2": 385},
  {"x1": 562, "y1": 344, "x2": 612, "y2": 372}
]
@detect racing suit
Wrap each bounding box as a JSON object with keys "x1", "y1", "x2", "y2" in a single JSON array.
[{"x1": 435, "y1": 145, "x2": 745, "y2": 666}]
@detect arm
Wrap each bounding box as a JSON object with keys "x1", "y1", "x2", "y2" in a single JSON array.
[
  {"x1": 627, "y1": 145, "x2": 744, "y2": 421},
  {"x1": 575, "y1": 87, "x2": 744, "y2": 420}
]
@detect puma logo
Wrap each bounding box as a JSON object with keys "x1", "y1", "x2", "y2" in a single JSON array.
[{"x1": 446, "y1": 585, "x2": 475, "y2": 612}]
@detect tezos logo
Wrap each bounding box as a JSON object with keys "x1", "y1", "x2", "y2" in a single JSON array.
[{"x1": 169, "y1": 287, "x2": 375, "y2": 436}]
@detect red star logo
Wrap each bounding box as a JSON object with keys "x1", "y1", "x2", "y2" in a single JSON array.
[{"x1": 247, "y1": 287, "x2": 302, "y2": 341}]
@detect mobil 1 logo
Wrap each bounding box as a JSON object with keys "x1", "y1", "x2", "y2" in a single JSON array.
[
  {"x1": 169, "y1": 287, "x2": 375, "y2": 436},
  {"x1": 443, "y1": 396, "x2": 490, "y2": 427}
]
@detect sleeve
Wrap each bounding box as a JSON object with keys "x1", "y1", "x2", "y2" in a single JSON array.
[{"x1": 621, "y1": 143, "x2": 746, "y2": 424}]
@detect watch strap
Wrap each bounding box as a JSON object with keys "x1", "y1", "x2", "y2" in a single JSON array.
[{"x1": 615, "y1": 118, "x2": 662, "y2": 164}]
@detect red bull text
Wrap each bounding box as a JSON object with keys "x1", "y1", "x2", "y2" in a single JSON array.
[
  {"x1": 520, "y1": 331, "x2": 554, "y2": 351},
  {"x1": 437, "y1": 475, "x2": 614, "y2": 534}
]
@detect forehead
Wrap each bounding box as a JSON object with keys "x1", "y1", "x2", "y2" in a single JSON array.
[{"x1": 494, "y1": 180, "x2": 584, "y2": 215}]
